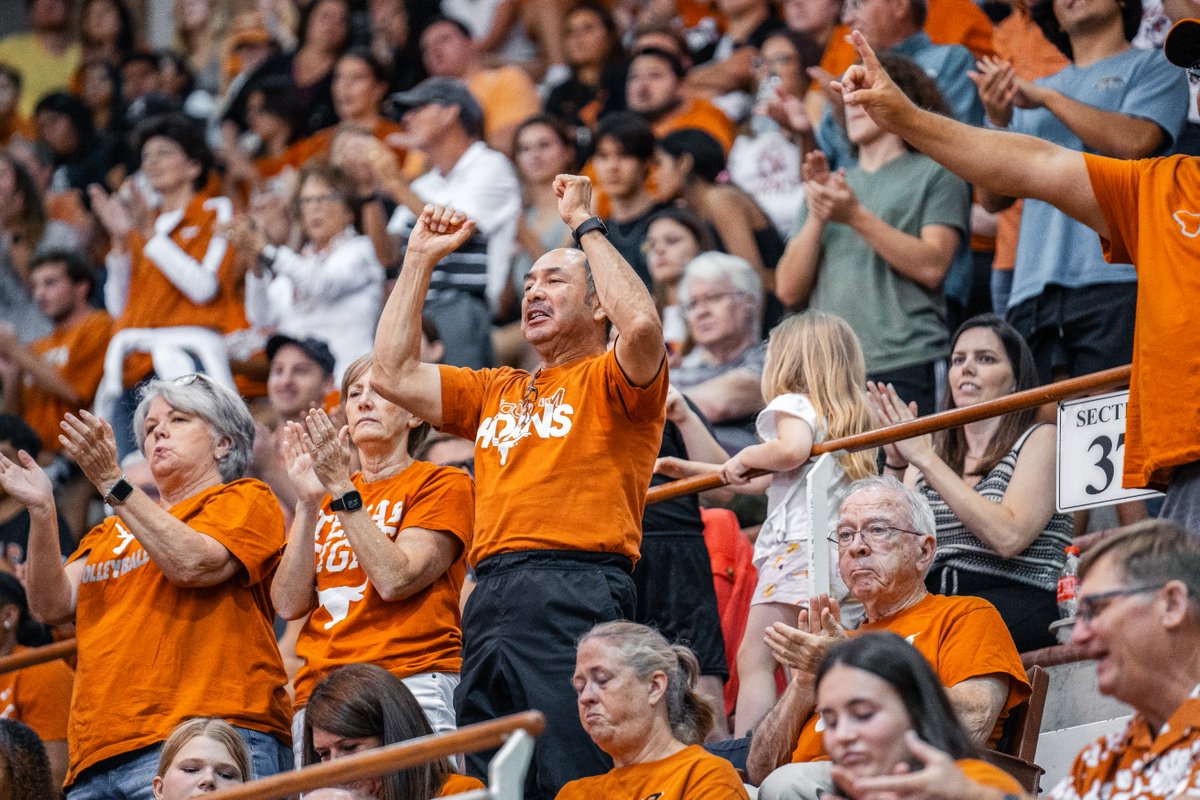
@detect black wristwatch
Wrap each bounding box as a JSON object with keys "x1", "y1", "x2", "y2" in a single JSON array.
[
  {"x1": 329, "y1": 490, "x2": 364, "y2": 513},
  {"x1": 571, "y1": 216, "x2": 607, "y2": 247},
  {"x1": 104, "y1": 475, "x2": 134, "y2": 506}
]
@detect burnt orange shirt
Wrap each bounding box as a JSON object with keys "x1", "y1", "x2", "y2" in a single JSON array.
[
  {"x1": 65, "y1": 479, "x2": 292, "y2": 785},
  {"x1": 791, "y1": 593, "x2": 1030, "y2": 762},
  {"x1": 1083, "y1": 153, "x2": 1200, "y2": 489},
  {"x1": 292, "y1": 461, "x2": 474, "y2": 707},
  {"x1": 113, "y1": 194, "x2": 241, "y2": 387},
  {"x1": 653, "y1": 96, "x2": 736, "y2": 154},
  {"x1": 0, "y1": 115, "x2": 35, "y2": 147},
  {"x1": 820, "y1": 0, "x2": 995, "y2": 78},
  {"x1": 959, "y1": 758, "x2": 1024, "y2": 792},
  {"x1": 21, "y1": 309, "x2": 112, "y2": 453},
  {"x1": 438, "y1": 349, "x2": 668, "y2": 565},
  {"x1": 555, "y1": 744, "x2": 750, "y2": 799},
  {"x1": 274, "y1": 118, "x2": 410, "y2": 174},
  {"x1": 439, "y1": 773, "x2": 486, "y2": 795},
  {"x1": 1046, "y1": 685, "x2": 1200, "y2": 799},
  {"x1": 0, "y1": 645, "x2": 74, "y2": 742},
  {"x1": 991, "y1": 8, "x2": 1069, "y2": 273}
]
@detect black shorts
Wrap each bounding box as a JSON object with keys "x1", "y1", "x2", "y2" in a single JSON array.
[
  {"x1": 456, "y1": 550, "x2": 634, "y2": 800},
  {"x1": 1006, "y1": 282, "x2": 1136, "y2": 384},
  {"x1": 632, "y1": 533, "x2": 728, "y2": 679}
]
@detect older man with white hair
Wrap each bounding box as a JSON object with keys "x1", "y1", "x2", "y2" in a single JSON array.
[
  {"x1": 746, "y1": 475, "x2": 1030, "y2": 798},
  {"x1": 672, "y1": 251, "x2": 765, "y2": 453}
]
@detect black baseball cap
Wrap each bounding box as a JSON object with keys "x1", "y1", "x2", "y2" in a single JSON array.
[
  {"x1": 266, "y1": 334, "x2": 336, "y2": 376},
  {"x1": 1165, "y1": 18, "x2": 1200, "y2": 69},
  {"x1": 385, "y1": 77, "x2": 484, "y2": 138}
]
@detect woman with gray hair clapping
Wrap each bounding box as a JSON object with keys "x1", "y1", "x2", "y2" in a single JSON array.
[
  {"x1": 0, "y1": 374, "x2": 293, "y2": 798},
  {"x1": 555, "y1": 621, "x2": 749, "y2": 799}
]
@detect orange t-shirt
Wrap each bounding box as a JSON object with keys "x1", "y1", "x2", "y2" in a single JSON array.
[
  {"x1": 21, "y1": 310, "x2": 112, "y2": 452},
  {"x1": 439, "y1": 773, "x2": 487, "y2": 795},
  {"x1": 468, "y1": 66, "x2": 542, "y2": 142},
  {"x1": 0, "y1": 645, "x2": 74, "y2": 742},
  {"x1": 653, "y1": 96, "x2": 736, "y2": 154},
  {"x1": 555, "y1": 744, "x2": 750, "y2": 799},
  {"x1": 65, "y1": 479, "x2": 292, "y2": 785},
  {"x1": 438, "y1": 348, "x2": 668, "y2": 565},
  {"x1": 820, "y1": 0, "x2": 995, "y2": 78},
  {"x1": 791, "y1": 593, "x2": 1031, "y2": 762},
  {"x1": 113, "y1": 194, "x2": 241, "y2": 387},
  {"x1": 959, "y1": 758, "x2": 1024, "y2": 792},
  {"x1": 990, "y1": 8, "x2": 1069, "y2": 274},
  {"x1": 292, "y1": 461, "x2": 474, "y2": 707},
  {"x1": 1046, "y1": 687, "x2": 1200, "y2": 800},
  {"x1": 1083, "y1": 153, "x2": 1200, "y2": 489}
]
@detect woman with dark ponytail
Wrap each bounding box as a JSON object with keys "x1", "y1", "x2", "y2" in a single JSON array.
[{"x1": 557, "y1": 621, "x2": 748, "y2": 798}]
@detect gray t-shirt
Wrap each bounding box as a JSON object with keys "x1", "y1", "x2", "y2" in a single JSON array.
[
  {"x1": 674, "y1": 341, "x2": 766, "y2": 453},
  {"x1": 797, "y1": 151, "x2": 968, "y2": 373}
]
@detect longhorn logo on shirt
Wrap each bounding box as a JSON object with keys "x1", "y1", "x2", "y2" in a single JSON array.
[
  {"x1": 475, "y1": 387, "x2": 574, "y2": 466},
  {"x1": 1173, "y1": 210, "x2": 1200, "y2": 238},
  {"x1": 317, "y1": 580, "x2": 370, "y2": 629}
]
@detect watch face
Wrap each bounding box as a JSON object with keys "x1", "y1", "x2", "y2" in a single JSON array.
[
  {"x1": 341, "y1": 491, "x2": 364, "y2": 512},
  {"x1": 108, "y1": 478, "x2": 134, "y2": 504}
]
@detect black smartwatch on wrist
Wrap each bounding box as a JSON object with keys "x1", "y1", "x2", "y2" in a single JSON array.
[
  {"x1": 329, "y1": 490, "x2": 364, "y2": 512},
  {"x1": 104, "y1": 476, "x2": 134, "y2": 506},
  {"x1": 571, "y1": 216, "x2": 607, "y2": 247}
]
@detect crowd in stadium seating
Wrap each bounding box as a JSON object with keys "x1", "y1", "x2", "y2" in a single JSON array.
[{"x1": 1, "y1": 0, "x2": 1200, "y2": 796}]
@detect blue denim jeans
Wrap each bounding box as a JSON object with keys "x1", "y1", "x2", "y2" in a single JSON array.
[{"x1": 66, "y1": 727, "x2": 290, "y2": 800}]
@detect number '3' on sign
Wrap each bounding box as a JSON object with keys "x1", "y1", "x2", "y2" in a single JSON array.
[{"x1": 1056, "y1": 390, "x2": 1162, "y2": 513}]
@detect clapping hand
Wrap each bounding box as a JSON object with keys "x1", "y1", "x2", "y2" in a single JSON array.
[
  {"x1": 59, "y1": 411, "x2": 123, "y2": 495},
  {"x1": 967, "y1": 55, "x2": 1017, "y2": 127},
  {"x1": 0, "y1": 448, "x2": 55, "y2": 513},
  {"x1": 866, "y1": 381, "x2": 932, "y2": 469},
  {"x1": 297, "y1": 409, "x2": 353, "y2": 494},
  {"x1": 764, "y1": 593, "x2": 847, "y2": 673},
  {"x1": 281, "y1": 422, "x2": 326, "y2": 506}
]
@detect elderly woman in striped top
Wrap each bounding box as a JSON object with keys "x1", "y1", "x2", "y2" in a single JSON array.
[{"x1": 869, "y1": 314, "x2": 1071, "y2": 652}]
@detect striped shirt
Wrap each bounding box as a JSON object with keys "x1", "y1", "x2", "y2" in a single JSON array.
[{"x1": 917, "y1": 424, "x2": 1071, "y2": 591}]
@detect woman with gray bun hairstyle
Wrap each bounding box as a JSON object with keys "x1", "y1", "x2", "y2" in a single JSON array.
[
  {"x1": 0, "y1": 373, "x2": 292, "y2": 799},
  {"x1": 556, "y1": 621, "x2": 749, "y2": 798}
]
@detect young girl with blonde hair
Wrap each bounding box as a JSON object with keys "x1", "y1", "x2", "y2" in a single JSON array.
[{"x1": 659, "y1": 311, "x2": 876, "y2": 732}]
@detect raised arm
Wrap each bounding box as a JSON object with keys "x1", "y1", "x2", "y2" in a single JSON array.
[
  {"x1": 270, "y1": 422, "x2": 327, "y2": 619},
  {"x1": 554, "y1": 175, "x2": 665, "y2": 387},
  {"x1": 837, "y1": 31, "x2": 1106, "y2": 237},
  {"x1": 371, "y1": 206, "x2": 477, "y2": 426},
  {"x1": 0, "y1": 451, "x2": 79, "y2": 624}
]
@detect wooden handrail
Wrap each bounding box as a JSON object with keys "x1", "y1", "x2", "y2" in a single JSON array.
[
  {"x1": 207, "y1": 711, "x2": 544, "y2": 800},
  {"x1": 0, "y1": 639, "x2": 76, "y2": 675},
  {"x1": 647, "y1": 364, "x2": 1132, "y2": 505}
]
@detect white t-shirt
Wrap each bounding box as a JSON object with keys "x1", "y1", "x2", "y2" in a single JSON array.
[{"x1": 728, "y1": 130, "x2": 804, "y2": 237}]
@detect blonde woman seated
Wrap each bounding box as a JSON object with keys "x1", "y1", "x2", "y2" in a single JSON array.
[{"x1": 556, "y1": 621, "x2": 749, "y2": 799}]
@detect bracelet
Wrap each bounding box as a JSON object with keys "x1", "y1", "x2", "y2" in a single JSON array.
[{"x1": 884, "y1": 461, "x2": 907, "y2": 470}]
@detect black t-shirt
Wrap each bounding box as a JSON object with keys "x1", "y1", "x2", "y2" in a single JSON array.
[
  {"x1": 0, "y1": 508, "x2": 76, "y2": 566},
  {"x1": 605, "y1": 201, "x2": 669, "y2": 290},
  {"x1": 642, "y1": 397, "x2": 717, "y2": 536}
]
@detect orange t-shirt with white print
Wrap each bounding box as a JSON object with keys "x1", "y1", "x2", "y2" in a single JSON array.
[
  {"x1": 438, "y1": 348, "x2": 668, "y2": 566},
  {"x1": 21, "y1": 309, "x2": 112, "y2": 452},
  {"x1": 292, "y1": 461, "x2": 474, "y2": 707},
  {"x1": 653, "y1": 97, "x2": 737, "y2": 154},
  {"x1": 439, "y1": 773, "x2": 486, "y2": 795},
  {"x1": 555, "y1": 744, "x2": 750, "y2": 799},
  {"x1": 0, "y1": 645, "x2": 74, "y2": 742},
  {"x1": 113, "y1": 193, "x2": 240, "y2": 387},
  {"x1": 791, "y1": 593, "x2": 1031, "y2": 762},
  {"x1": 64, "y1": 479, "x2": 292, "y2": 786},
  {"x1": 1082, "y1": 153, "x2": 1200, "y2": 489}
]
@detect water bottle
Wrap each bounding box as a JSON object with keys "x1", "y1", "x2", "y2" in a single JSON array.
[
  {"x1": 1057, "y1": 545, "x2": 1080, "y2": 620},
  {"x1": 750, "y1": 71, "x2": 782, "y2": 136}
]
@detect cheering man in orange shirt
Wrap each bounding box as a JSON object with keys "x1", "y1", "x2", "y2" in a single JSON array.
[{"x1": 372, "y1": 174, "x2": 668, "y2": 799}]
